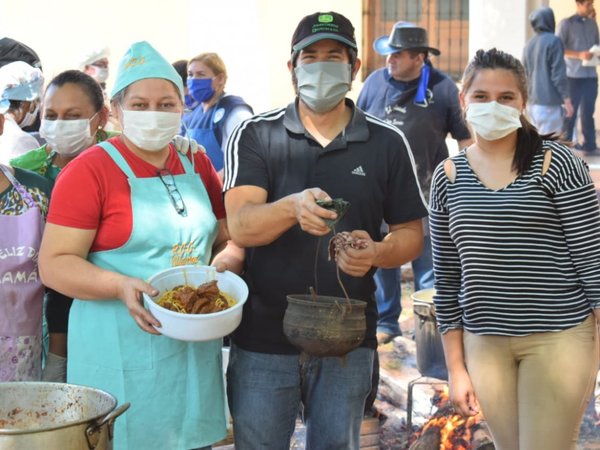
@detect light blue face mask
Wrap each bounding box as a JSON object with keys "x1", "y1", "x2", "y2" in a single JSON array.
[{"x1": 295, "y1": 61, "x2": 352, "y2": 113}]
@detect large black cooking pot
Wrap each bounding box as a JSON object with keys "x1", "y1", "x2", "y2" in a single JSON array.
[
  {"x1": 0, "y1": 382, "x2": 129, "y2": 450},
  {"x1": 283, "y1": 294, "x2": 367, "y2": 357},
  {"x1": 412, "y1": 289, "x2": 448, "y2": 380}
]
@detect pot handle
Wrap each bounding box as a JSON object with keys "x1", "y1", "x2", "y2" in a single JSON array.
[{"x1": 85, "y1": 403, "x2": 131, "y2": 449}]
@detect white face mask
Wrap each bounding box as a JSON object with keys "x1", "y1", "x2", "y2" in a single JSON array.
[
  {"x1": 19, "y1": 103, "x2": 38, "y2": 128},
  {"x1": 120, "y1": 110, "x2": 181, "y2": 152},
  {"x1": 90, "y1": 66, "x2": 109, "y2": 83},
  {"x1": 295, "y1": 61, "x2": 352, "y2": 113},
  {"x1": 40, "y1": 114, "x2": 96, "y2": 156},
  {"x1": 465, "y1": 101, "x2": 522, "y2": 141}
]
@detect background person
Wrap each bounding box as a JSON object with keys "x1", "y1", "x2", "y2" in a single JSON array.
[
  {"x1": 430, "y1": 48, "x2": 600, "y2": 450},
  {"x1": 182, "y1": 52, "x2": 253, "y2": 177},
  {"x1": 39, "y1": 40, "x2": 244, "y2": 450},
  {"x1": 0, "y1": 37, "x2": 42, "y2": 70},
  {"x1": 557, "y1": 0, "x2": 599, "y2": 154},
  {"x1": 11, "y1": 69, "x2": 112, "y2": 382},
  {"x1": 11, "y1": 70, "x2": 112, "y2": 186},
  {"x1": 357, "y1": 22, "x2": 471, "y2": 345},
  {"x1": 223, "y1": 12, "x2": 427, "y2": 449},
  {"x1": 522, "y1": 7, "x2": 573, "y2": 136},
  {"x1": 0, "y1": 104, "x2": 50, "y2": 382},
  {"x1": 79, "y1": 46, "x2": 110, "y2": 95},
  {"x1": 0, "y1": 61, "x2": 44, "y2": 163},
  {"x1": 172, "y1": 58, "x2": 198, "y2": 112}
]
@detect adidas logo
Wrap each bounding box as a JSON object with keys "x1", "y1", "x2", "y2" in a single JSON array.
[{"x1": 351, "y1": 166, "x2": 366, "y2": 176}]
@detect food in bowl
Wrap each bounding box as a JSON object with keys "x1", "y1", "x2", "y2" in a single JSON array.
[
  {"x1": 157, "y1": 280, "x2": 236, "y2": 314},
  {"x1": 143, "y1": 265, "x2": 249, "y2": 341}
]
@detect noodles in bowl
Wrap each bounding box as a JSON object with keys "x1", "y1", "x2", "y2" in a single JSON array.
[
  {"x1": 157, "y1": 280, "x2": 236, "y2": 314},
  {"x1": 143, "y1": 265, "x2": 249, "y2": 341}
]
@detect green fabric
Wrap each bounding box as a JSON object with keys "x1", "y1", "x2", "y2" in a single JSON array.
[
  {"x1": 10, "y1": 131, "x2": 119, "y2": 187},
  {"x1": 9, "y1": 145, "x2": 48, "y2": 175},
  {"x1": 111, "y1": 41, "x2": 183, "y2": 100}
]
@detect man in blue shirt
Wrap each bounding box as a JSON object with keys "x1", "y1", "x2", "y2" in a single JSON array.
[
  {"x1": 558, "y1": 0, "x2": 599, "y2": 153},
  {"x1": 357, "y1": 23, "x2": 471, "y2": 345}
]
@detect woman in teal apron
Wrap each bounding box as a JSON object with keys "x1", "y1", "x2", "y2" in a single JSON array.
[{"x1": 39, "y1": 41, "x2": 244, "y2": 450}]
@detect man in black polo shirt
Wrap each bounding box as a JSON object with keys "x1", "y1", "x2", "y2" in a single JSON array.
[{"x1": 223, "y1": 11, "x2": 427, "y2": 449}]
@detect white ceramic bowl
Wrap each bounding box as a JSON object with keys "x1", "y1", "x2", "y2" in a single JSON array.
[{"x1": 143, "y1": 265, "x2": 248, "y2": 342}]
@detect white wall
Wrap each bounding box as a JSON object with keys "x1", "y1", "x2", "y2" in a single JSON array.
[
  {"x1": 0, "y1": 0, "x2": 362, "y2": 114},
  {"x1": 550, "y1": 0, "x2": 573, "y2": 25},
  {"x1": 468, "y1": 0, "x2": 530, "y2": 59}
]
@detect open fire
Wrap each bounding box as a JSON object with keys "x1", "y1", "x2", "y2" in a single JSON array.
[{"x1": 408, "y1": 386, "x2": 494, "y2": 450}]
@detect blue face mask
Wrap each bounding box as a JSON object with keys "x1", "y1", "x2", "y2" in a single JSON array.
[
  {"x1": 187, "y1": 78, "x2": 215, "y2": 103},
  {"x1": 184, "y1": 94, "x2": 197, "y2": 110}
]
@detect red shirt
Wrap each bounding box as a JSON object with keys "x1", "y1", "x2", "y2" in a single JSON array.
[{"x1": 47, "y1": 137, "x2": 225, "y2": 252}]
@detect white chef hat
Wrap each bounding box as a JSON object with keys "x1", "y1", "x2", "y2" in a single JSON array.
[{"x1": 79, "y1": 46, "x2": 110, "y2": 69}]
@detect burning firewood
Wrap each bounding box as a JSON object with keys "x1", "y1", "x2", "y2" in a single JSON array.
[
  {"x1": 408, "y1": 386, "x2": 495, "y2": 450},
  {"x1": 408, "y1": 425, "x2": 440, "y2": 449}
]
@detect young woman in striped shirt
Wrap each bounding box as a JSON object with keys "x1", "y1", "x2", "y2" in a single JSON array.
[{"x1": 429, "y1": 48, "x2": 600, "y2": 450}]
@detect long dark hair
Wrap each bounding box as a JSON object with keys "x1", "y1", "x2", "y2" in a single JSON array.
[{"x1": 461, "y1": 48, "x2": 556, "y2": 175}]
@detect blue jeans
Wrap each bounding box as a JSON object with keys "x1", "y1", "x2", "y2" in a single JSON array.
[
  {"x1": 227, "y1": 344, "x2": 374, "y2": 450},
  {"x1": 564, "y1": 77, "x2": 598, "y2": 151},
  {"x1": 375, "y1": 235, "x2": 434, "y2": 335}
]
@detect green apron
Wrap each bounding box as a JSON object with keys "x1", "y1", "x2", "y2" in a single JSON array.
[{"x1": 67, "y1": 142, "x2": 226, "y2": 450}]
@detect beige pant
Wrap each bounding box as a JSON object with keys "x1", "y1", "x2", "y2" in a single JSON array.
[{"x1": 464, "y1": 315, "x2": 599, "y2": 450}]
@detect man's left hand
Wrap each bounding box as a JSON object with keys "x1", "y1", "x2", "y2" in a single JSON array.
[{"x1": 334, "y1": 230, "x2": 376, "y2": 277}]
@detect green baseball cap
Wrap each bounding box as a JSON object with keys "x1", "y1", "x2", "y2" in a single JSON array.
[
  {"x1": 111, "y1": 41, "x2": 183, "y2": 101},
  {"x1": 291, "y1": 12, "x2": 357, "y2": 52}
]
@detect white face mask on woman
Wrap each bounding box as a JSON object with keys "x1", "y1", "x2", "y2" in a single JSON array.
[
  {"x1": 90, "y1": 66, "x2": 109, "y2": 83},
  {"x1": 120, "y1": 110, "x2": 181, "y2": 152},
  {"x1": 295, "y1": 61, "x2": 352, "y2": 113},
  {"x1": 40, "y1": 114, "x2": 97, "y2": 156},
  {"x1": 465, "y1": 101, "x2": 522, "y2": 141},
  {"x1": 19, "y1": 103, "x2": 39, "y2": 128}
]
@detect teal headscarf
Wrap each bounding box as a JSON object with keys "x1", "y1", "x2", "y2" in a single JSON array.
[{"x1": 111, "y1": 41, "x2": 183, "y2": 101}]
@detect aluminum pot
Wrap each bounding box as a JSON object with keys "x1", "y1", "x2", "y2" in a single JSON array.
[
  {"x1": 0, "y1": 382, "x2": 130, "y2": 450},
  {"x1": 412, "y1": 288, "x2": 448, "y2": 380}
]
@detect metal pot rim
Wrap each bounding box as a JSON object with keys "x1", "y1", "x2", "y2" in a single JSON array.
[
  {"x1": 286, "y1": 294, "x2": 367, "y2": 306},
  {"x1": 0, "y1": 382, "x2": 117, "y2": 435}
]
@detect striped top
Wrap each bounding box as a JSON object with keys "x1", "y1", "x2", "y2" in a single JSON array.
[{"x1": 429, "y1": 140, "x2": 600, "y2": 335}]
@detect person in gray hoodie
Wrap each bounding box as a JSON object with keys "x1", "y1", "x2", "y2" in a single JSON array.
[{"x1": 523, "y1": 7, "x2": 574, "y2": 135}]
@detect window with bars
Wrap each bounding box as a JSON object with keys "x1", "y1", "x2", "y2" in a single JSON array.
[
  {"x1": 362, "y1": 0, "x2": 469, "y2": 81},
  {"x1": 437, "y1": 0, "x2": 469, "y2": 20},
  {"x1": 382, "y1": 0, "x2": 422, "y2": 22}
]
